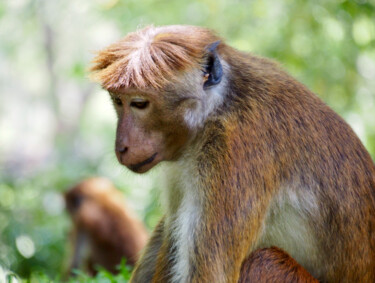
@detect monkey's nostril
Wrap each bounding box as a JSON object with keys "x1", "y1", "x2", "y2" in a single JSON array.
[{"x1": 118, "y1": 147, "x2": 128, "y2": 154}]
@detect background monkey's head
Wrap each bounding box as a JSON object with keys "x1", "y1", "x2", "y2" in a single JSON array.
[{"x1": 91, "y1": 25, "x2": 226, "y2": 173}]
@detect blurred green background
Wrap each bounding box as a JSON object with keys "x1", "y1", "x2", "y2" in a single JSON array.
[{"x1": 0, "y1": 0, "x2": 374, "y2": 281}]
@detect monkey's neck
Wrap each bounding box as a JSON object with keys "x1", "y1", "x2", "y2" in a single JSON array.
[{"x1": 161, "y1": 150, "x2": 201, "y2": 219}]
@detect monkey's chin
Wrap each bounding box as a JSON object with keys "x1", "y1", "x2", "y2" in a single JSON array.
[
  {"x1": 127, "y1": 153, "x2": 160, "y2": 174},
  {"x1": 127, "y1": 163, "x2": 155, "y2": 174}
]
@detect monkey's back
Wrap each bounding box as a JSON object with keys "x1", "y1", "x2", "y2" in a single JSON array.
[{"x1": 220, "y1": 47, "x2": 375, "y2": 282}]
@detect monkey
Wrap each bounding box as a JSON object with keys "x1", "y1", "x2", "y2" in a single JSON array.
[
  {"x1": 89, "y1": 25, "x2": 375, "y2": 282},
  {"x1": 64, "y1": 177, "x2": 148, "y2": 275}
]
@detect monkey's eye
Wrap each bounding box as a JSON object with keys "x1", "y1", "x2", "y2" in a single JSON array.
[
  {"x1": 130, "y1": 99, "x2": 149, "y2": 110},
  {"x1": 113, "y1": 97, "x2": 123, "y2": 106}
]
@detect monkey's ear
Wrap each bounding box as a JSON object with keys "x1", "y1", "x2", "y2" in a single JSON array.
[{"x1": 203, "y1": 41, "x2": 223, "y2": 89}]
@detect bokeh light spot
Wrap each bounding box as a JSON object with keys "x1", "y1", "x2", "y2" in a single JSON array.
[
  {"x1": 15, "y1": 235, "x2": 35, "y2": 259},
  {"x1": 352, "y1": 17, "x2": 375, "y2": 46},
  {"x1": 43, "y1": 192, "x2": 65, "y2": 216}
]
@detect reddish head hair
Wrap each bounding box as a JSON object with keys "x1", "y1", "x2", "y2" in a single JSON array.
[{"x1": 90, "y1": 25, "x2": 221, "y2": 91}]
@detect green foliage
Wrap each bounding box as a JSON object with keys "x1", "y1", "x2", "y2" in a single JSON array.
[
  {"x1": 65, "y1": 259, "x2": 132, "y2": 283},
  {"x1": 12, "y1": 259, "x2": 132, "y2": 283}
]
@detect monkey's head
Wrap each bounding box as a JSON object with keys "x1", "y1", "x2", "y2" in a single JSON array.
[
  {"x1": 64, "y1": 177, "x2": 122, "y2": 217},
  {"x1": 90, "y1": 26, "x2": 225, "y2": 173}
]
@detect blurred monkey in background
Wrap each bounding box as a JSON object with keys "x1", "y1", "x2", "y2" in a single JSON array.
[{"x1": 64, "y1": 177, "x2": 148, "y2": 275}]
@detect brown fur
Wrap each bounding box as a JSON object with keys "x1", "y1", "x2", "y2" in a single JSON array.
[
  {"x1": 64, "y1": 177, "x2": 148, "y2": 275},
  {"x1": 90, "y1": 25, "x2": 375, "y2": 282}
]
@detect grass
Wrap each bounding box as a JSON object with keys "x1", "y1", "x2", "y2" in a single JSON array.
[{"x1": 5, "y1": 259, "x2": 132, "y2": 283}]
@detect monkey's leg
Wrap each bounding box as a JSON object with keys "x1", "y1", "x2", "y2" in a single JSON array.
[
  {"x1": 130, "y1": 218, "x2": 165, "y2": 283},
  {"x1": 239, "y1": 247, "x2": 318, "y2": 283}
]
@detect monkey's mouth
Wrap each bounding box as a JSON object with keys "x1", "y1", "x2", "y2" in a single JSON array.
[{"x1": 129, "y1": 152, "x2": 158, "y2": 173}]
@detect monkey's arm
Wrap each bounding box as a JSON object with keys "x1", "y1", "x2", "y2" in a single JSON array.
[
  {"x1": 239, "y1": 247, "x2": 319, "y2": 283},
  {"x1": 183, "y1": 120, "x2": 284, "y2": 282},
  {"x1": 189, "y1": 196, "x2": 270, "y2": 282},
  {"x1": 130, "y1": 218, "x2": 165, "y2": 283},
  {"x1": 68, "y1": 228, "x2": 89, "y2": 275}
]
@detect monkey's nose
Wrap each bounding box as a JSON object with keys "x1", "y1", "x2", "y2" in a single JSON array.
[
  {"x1": 117, "y1": 146, "x2": 128, "y2": 154},
  {"x1": 116, "y1": 146, "x2": 129, "y2": 164}
]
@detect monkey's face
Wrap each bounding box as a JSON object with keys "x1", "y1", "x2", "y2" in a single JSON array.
[
  {"x1": 102, "y1": 38, "x2": 225, "y2": 174},
  {"x1": 110, "y1": 88, "x2": 193, "y2": 173}
]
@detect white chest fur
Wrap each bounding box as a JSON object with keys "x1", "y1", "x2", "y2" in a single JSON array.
[{"x1": 161, "y1": 159, "x2": 202, "y2": 283}]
